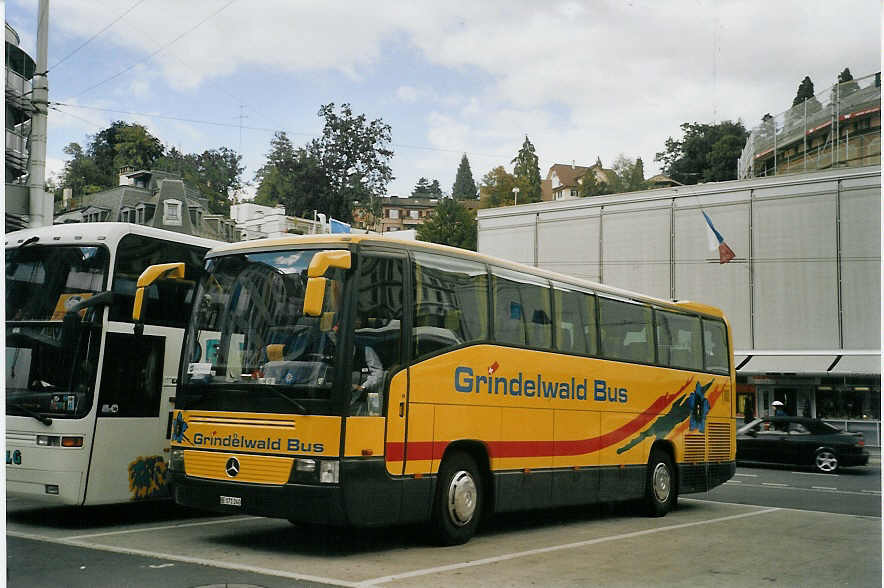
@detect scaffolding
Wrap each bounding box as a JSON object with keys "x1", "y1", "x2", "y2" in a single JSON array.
[{"x1": 738, "y1": 72, "x2": 881, "y2": 179}]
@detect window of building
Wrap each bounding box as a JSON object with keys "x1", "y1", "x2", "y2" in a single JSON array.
[
  {"x1": 553, "y1": 282, "x2": 597, "y2": 355},
  {"x1": 163, "y1": 199, "x2": 182, "y2": 226},
  {"x1": 570, "y1": 189, "x2": 578, "y2": 197},
  {"x1": 491, "y1": 268, "x2": 552, "y2": 350},
  {"x1": 389, "y1": 209, "x2": 399, "y2": 219},
  {"x1": 413, "y1": 253, "x2": 487, "y2": 359},
  {"x1": 655, "y1": 310, "x2": 702, "y2": 371},
  {"x1": 598, "y1": 297, "x2": 654, "y2": 364},
  {"x1": 410, "y1": 209, "x2": 419, "y2": 219}
]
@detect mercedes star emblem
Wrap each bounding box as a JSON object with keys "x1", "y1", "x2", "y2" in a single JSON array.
[{"x1": 225, "y1": 457, "x2": 240, "y2": 477}]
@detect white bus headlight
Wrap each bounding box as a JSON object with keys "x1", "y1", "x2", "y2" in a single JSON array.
[
  {"x1": 169, "y1": 449, "x2": 185, "y2": 472},
  {"x1": 319, "y1": 460, "x2": 339, "y2": 484}
]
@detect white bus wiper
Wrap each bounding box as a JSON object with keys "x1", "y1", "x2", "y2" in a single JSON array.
[{"x1": 7, "y1": 402, "x2": 52, "y2": 426}]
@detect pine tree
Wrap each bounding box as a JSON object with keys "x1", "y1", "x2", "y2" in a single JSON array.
[
  {"x1": 511, "y1": 136, "x2": 542, "y2": 203},
  {"x1": 792, "y1": 76, "x2": 815, "y2": 107},
  {"x1": 452, "y1": 154, "x2": 478, "y2": 200}
]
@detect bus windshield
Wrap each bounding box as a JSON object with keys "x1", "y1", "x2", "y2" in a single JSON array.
[
  {"x1": 5, "y1": 244, "x2": 108, "y2": 420},
  {"x1": 179, "y1": 249, "x2": 347, "y2": 413}
]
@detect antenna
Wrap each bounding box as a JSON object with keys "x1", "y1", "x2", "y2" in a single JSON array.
[{"x1": 236, "y1": 104, "x2": 248, "y2": 154}]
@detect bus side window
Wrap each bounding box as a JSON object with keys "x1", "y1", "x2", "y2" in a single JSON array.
[
  {"x1": 412, "y1": 253, "x2": 487, "y2": 359},
  {"x1": 599, "y1": 297, "x2": 654, "y2": 364},
  {"x1": 702, "y1": 318, "x2": 730, "y2": 374},
  {"x1": 553, "y1": 283, "x2": 597, "y2": 355},
  {"x1": 655, "y1": 310, "x2": 702, "y2": 371},
  {"x1": 491, "y1": 268, "x2": 552, "y2": 350}
]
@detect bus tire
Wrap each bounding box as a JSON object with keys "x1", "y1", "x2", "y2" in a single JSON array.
[
  {"x1": 432, "y1": 451, "x2": 482, "y2": 545},
  {"x1": 644, "y1": 448, "x2": 676, "y2": 517}
]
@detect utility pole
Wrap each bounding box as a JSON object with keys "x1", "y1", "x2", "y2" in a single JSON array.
[{"x1": 28, "y1": 0, "x2": 50, "y2": 227}]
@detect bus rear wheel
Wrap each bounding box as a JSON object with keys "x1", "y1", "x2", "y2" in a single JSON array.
[
  {"x1": 644, "y1": 448, "x2": 677, "y2": 517},
  {"x1": 432, "y1": 451, "x2": 482, "y2": 545}
]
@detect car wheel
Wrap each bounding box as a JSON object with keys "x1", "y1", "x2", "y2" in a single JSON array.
[
  {"x1": 644, "y1": 448, "x2": 677, "y2": 517},
  {"x1": 815, "y1": 449, "x2": 839, "y2": 473},
  {"x1": 431, "y1": 451, "x2": 482, "y2": 545}
]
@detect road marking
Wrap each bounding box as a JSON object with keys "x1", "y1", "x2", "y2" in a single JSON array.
[
  {"x1": 762, "y1": 483, "x2": 789, "y2": 487},
  {"x1": 861, "y1": 490, "x2": 881, "y2": 495},
  {"x1": 711, "y1": 482, "x2": 880, "y2": 498},
  {"x1": 792, "y1": 471, "x2": 839, "y2": 477},
  {"x1": 683, "y1": 497, "x2": 881, "y2": 518},
  {"x1": 62, "y1": 516, "x2": 251, "y2": 541},
  {"x1": 148, "y1": 564, "x2": 175, "y2": 569},
  {"x1": 355, "y1": 508, "x2": 779, "y2": 587},
  {"x1": 6, "y1": 531, "x2": 360, "y2": 588},
  {"x1": 734, "y1": 473, "x2": 758, "y2": 477},
  {"x1": 812, "y1": 486, "x2": 837, "y2": 491},
  {"x1": 725, "y1": 480, "x2": 742, "y2": 484}
]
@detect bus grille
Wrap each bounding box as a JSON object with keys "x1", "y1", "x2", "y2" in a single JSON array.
[
  {"x1": 684, "y1": 434, "x2": 705, "y2": 462},
  {"x1": 707, "y1": 422, "x2": 732, "y2": 462}
]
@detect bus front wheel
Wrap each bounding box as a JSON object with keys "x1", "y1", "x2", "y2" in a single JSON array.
[
  {"x1": 644, "y1": 448, "x2": 677, "y2": 517},
  {"x1": 432, "y1": 451, "x2": 482, "y2": 545}
]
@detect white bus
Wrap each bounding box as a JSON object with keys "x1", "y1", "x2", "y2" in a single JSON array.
[{"x1": 5, "y1": 223, "x2": 221, "y2": 505}]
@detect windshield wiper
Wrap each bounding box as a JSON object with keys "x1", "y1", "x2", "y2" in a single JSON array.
[
  {"x1": 7, "y1": 402, "x2": 53, "y2": 426},
  {"x1": 246, "y1": 383, "x2": 307, "y2": 414}
]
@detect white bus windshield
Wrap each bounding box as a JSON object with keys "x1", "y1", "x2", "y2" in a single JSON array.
[{"x1": 5, "y1": 244, "x2": 108, "y2": 419}]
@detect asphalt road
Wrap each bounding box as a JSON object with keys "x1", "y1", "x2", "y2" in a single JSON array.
[{"x1": 6, "y1": 456, "x2": 881, "y2": 587}]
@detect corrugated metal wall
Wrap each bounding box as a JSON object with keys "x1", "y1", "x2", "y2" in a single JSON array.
[{"x1": 478, "y1": 166, "x2": 881, "y2": 354}]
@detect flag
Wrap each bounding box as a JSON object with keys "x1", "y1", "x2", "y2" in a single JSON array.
[
  {"x1": 702, "y1": 211, "x2": 736, "y2": 264},
  {"x1": 329, "y1": 218, "x2": 351, "y2": 234}
]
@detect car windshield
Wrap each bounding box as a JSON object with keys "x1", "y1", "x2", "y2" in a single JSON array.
[
  {"x1": 5, "y1": 244, "x2": 108, "y2": 420},
  {"x1": 179, "y1": 249, "x2": 347, "y2": 412}
]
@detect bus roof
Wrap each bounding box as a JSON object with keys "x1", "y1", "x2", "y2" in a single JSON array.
[
  {"x1": 207, "y1": 234, "x2": 727, "y2": 319},
  {"x1": 4, "y1": 222, "x2": 223, "y2": 250}
]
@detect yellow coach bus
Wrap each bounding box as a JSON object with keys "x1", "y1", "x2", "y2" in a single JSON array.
[{"x1": 140, "y1": 235, "x2": 735, "y2": 544}]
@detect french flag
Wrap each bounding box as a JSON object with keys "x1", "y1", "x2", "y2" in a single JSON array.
[{"x1": 702, "y1": 211, "x2": 736, "y2": 264}]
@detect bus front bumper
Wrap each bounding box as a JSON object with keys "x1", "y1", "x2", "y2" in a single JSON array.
[{"x1": 172, "y1": 473, "x2": 350, "y2": 525}]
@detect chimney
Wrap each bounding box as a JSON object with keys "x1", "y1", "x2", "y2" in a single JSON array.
[{"x1": 119, "y1": 165, "x2": 135, "y2": 186}]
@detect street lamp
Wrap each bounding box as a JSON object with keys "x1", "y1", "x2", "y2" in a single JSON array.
[{"x1": 512, "y1": 187, "x2": 520, "y2": 205}]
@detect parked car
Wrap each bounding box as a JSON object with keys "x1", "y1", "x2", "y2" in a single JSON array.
[{"x1": 736, "y1": 416, "x2": 869, "y2": 473}]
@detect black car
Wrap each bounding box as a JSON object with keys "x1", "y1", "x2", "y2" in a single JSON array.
[{"x1": 736, "y1": 416, "x2": 869, "y2": 473}]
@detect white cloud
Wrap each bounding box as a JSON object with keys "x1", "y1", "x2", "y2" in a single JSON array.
[{"x1": 396, "y1": 85, "x2": 420, "y2": 103}]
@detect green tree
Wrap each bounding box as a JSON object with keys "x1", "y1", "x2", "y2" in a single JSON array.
[
  {"x1": 610, "y1": 154, "x2": 647, "y2": 193},
  {"x1": 792, "y1": 76, "x2": 815, "y2": 107},
  {"x1": 155, "y1": 146, "x2": 244, "y2": 215},
  {"x1": 254, "y1": 131, "x2": 332, "y2": 218},
  {"x1": 412, "y1": 177, "x2": 431, "y2": 196},
  {"x1": 59, "y1": 142, "x2": 105, "y2": 197},
  {"x1": 307, "y1": 103, "x2": 394, "y2": 222},
  {"x1": 87, "y1": 121, "x2": 164, "y2": 186},
  {"x1": 511, "y1": 135, "x2": 542, "y2": 203},
  {"x1": 579, "y1": 167, "x2": 600, "y2": 197},
  {"x1": 428, "y1": 179, "x2": 443, "y2": 196},
  {"x1": 479, "y1": 165, "x2": 516, "y2": 207},
  {"x1": 838, "y1": 67, "x2": 860, "y2": 96},
  {"x1": 654, "y1": 121, "x2": 748, "y2": 184},
  {"x1": 416, "y1": 198, "x2": 477, "y2": 251},
  {"x1": 451, "y1": 153, "x2": 477, "y2": 200}
]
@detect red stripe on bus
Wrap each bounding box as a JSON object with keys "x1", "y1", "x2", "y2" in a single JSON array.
[{"x1": 386, "y1": 377, "x2": 697, "y2": 461}]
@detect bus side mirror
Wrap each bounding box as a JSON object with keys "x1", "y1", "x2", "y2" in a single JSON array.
[
  {"x1": 132, "y1": 262, "x2": 186, "y2": 326},
  {"x1": 303, "y1": 277, "x2": 327, "y2": 317},
  {"x1": 302, "y1": 251, "x2": 351, "y2": 317}
]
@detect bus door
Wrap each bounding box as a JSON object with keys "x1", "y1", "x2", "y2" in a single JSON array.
[{"x1": 85, "y1": 325, "x2": 178, "y2": 504}]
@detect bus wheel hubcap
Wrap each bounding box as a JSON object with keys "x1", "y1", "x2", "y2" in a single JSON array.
[
  {"x1": 652, "y1": 462, "x2": 671, "y2": 503},
  {"x1": 447, "y1": 470, "x2": 477, "y2": 526}
]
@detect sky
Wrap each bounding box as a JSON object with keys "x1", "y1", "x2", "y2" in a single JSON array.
[{"x1": 5, "y1": 0, "x2": 882, "y2": 201}]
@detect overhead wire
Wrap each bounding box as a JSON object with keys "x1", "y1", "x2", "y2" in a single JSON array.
[
  {"x1": 68, "y1": 0, "x2": 238, "y2": 99},
  {"x1": 47, "y1": 0, "x2": 148, "y2": 73}
]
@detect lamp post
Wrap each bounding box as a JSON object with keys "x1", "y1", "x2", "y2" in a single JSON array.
[{"x1": 512, "y1": 187, "x2": 520, "y2": 206}]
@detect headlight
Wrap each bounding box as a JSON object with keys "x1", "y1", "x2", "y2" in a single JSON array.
[
  {"x1": 169, "y1": 449, "x2": 185, "y2": 472},
  {"x1": 319, "y1": 460, "x2": 339, "y2": 484}
]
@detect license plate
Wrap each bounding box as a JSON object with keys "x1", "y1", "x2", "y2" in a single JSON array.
[{"x1": 219, "y1": 495, "x2": 242, "y2": 506}]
